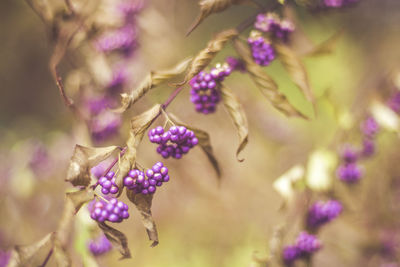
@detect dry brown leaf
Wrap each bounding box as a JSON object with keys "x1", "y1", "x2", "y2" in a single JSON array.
[
  {"x1": 7, "y1": 233, "x2": 55, "y2": 267},
  {"x1": 220, "y1": 85, "x2": 249, "y2": 161},
  {"x1": 178, "y1": 29, "x2": 238, "y2": 85},
  {"x1": 126, "y1": 191, "x2": 159, "y2": 247},
  {"x1": 115, "y1": 104, "x2": 162, "y2": 193},
  {"x1": 187, "y1": 0, "x2": 245, "y2": 35},
  {"x1": 97, "y1": 222, "x2": 131, "y2": 259},
  {"x1": 169, "y1": 113, "x2": 221, "y2": 178},
  {"x1": 114, "y1": 58, "x2": 192, "y2": 113},
  {"x1": 233, "y1": 39, "x2": 307, "y2": 118},
  {"x1": 274, "y1": 42, "x2": 315, "y2": 106},
  {"x1": 66, "y1": 145, "x2": 119, "y2": 187}
]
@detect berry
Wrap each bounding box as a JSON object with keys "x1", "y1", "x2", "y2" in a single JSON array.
[
  {"x1": 88, "y1": 234, "x2": 112, "y2": 256},
  {"x1": 337, "y1": 163, "x2": 362, "y2": 183},
  {"x1": 124, "y1": 163, "x2": 170, "y2": 195},
  {"x1": 98, "y1": 171, "x2": 119, "y2": 195},
  {"x1": 248, "y1": 32, "x2": 276, "y2": 66},
  {"x1": 340, "y1": 144, "x2": 358, "y2": 163},
  {"x1": 254, "y1": 13, "x2": 294, "y2": 42},
  {"x1": 189, "y1": 63, "x2": 232, "y2": 114},
  {"x1": 361, "y1": 138, "x2": 375, "y2": 157},
  {"x1": 361, "y1": 116, "x2": 379, "y2": 138},
  {"x1": 225, "y1": 56, "x2": 246, "y2": 73},
  {"x1": 295, "y1": 232, "x2": 322, "y2": 254},
  {"x1": 89, "y1": 198, "x2": 129, "y2": 223},
  {"x1": 307, "y1": 200, "x2": 343, "y2": 229},
  {"x1": 282, "y1": 245, "x2": 301, "y2": 265}
]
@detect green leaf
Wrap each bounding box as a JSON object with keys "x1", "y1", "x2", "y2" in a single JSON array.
[
  {"x1": 169, "y1": 114, "x2": 221, "y2": 178},
  {"x1": 126, "y1": 191, "x2": 159, "y2": 247},
  {"x1": 66, "y1": 145, "x2": 119, "y2": 187},
  {"x1": 233, "y1": 39, "x2": 307, "y2": 118},
  {"x1": 220, "y1": 85, "x2": 249, "y2": 162},
  {"x1": 97, "y1": 222, "x2": 131, "y2": 259},
  {"x1": 115, "y1": 104, "x2": 162, "y2": 194},
  {"x1": 274, "y1": 42, "x2": 315, "y2": 107}
]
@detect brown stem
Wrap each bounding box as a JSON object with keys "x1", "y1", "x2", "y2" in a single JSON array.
[{"x1": 40, "y1": 248, "x2": 54, "y2": 267}]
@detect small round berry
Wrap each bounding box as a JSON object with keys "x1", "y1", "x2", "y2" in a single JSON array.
[
  {"x1": 106, "y1": 171, "x2": 115, "y2": 179},
  {"x1": 148, "y1": 186, "x2": 156, "y2": 193}
]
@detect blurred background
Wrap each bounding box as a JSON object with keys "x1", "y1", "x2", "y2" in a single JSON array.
[{"x1": 1, "y1": 0, "x2": 400, "y2": 266}]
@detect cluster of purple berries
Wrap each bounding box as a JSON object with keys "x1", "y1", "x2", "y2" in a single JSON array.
[
  {"x1": 88, "y1": 234, "x2": 112, "y2": 256},
  {"x1": 361, "y1": 116, "x2": 379, "y2": 157},
  {"x1": 307, "y1": 200, "x2": 342, "y2": 229},
  {"x1": 254, "y1": 13, "x2": 295, "y2": 42},
  {"x1": 98, "y1": 171, "x2": 119, "y2": 195},
  {"x1": 149, "y1": 126, "x2": 199, "y2": 159},
  {"x1": 189, "y1": 63, "x2": 232, "y2": 114},
  {"x1": 247, "y1": 31, "x2": 276, "y2": 66},
  {"x1": 283, "y1": 232, "x2": 322, "y2": 265},
  {"x1": 225, "y1": 56, "x2": 246, "y2": 73},
  {"x1": 123, "y1": 162, "x2": 170, "y2": 194},
  {"x1": 322, "y1": 0, "x2": 360, "y2": 8},
  {"x1": 90, "y1": 198, "x2": 129, "y2": 223}
]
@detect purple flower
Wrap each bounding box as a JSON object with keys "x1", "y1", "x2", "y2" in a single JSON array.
[
  {"x1": 88, "y1": 234, "x2": 112, "y2": 256},
  {"x1": 307, "y1": 200, "x2": 342, "y2": 229},
  {"x1": 295, "y1": 232, "x2": 322, "y2": 254},
  {"x1": 337, "y1": 163, "x2": 362, "y2": 183},
  {"x1": 361, "y1": 116, "x2": 379, "y2": 138},
  {"x1": 282, "y1": 245, "x2": 301, "y2": 265}
]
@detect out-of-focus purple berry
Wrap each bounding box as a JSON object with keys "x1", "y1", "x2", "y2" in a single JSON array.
[
  {"x1": 340, "y1": 144, "x2": 358, "y2": 163},
  {"x1": 88, "y1": 234, "x2": 112, "y2": 256},
  {"x1": 307, "y1": 200, "x2": 342, "y2": 229},
  {"x1": 282, "y1": 245, "x2": 301, "y2": 265},
  {"x1": 248, "y1": 31, "x2": 276, "y2": 66},
  {"x1": 361, "y1": 116, "x2": 379, "y2": 138},
  {"x1": 337, "y1": 163, "x2": 362, "y2": 183},
  {"x1": 295, "y1": 232, "x2": 322, "y2": 254}
]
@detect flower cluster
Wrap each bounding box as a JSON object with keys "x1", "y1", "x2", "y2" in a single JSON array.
[
  {"x1": 98, "y1": 171, "x2": 119, "y2": 195},
  {"x1": 189, "y1": 63, "x2": 232, "y2": 114},
  {"x1": 322, "y1": 0, "x2": 360, "y2": 8},
  {"x1": 89, "y1": 198, "x2": 129, "y2": 223},
  {"x1": 283, "y1": 232, "x2": 322, "y2": 265},
  {"x1": 307, "y1": 200, "x2": 343, "y2": 229},
  {"x1": 149, "y1": 126, "x2": 199, "y2": 159},
  {"x1": 254, "y1": 13, "x2": 295, "y2": 42},
  {"x1": 247, "y1": 31, "x2": 276, "y2": 66},
  {"x1": 123, "y1": 162, "x2": 170, "y2": 194},
  {"x1": 88, "y1": 234, "x2": 112, "y2": 256}
]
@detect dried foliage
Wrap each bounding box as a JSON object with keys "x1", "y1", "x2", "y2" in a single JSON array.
[
  {"x1": 274, "y1": 42, "x2": 315, "y2": 106},
  {"x1": 115, "y1": 105, "x2": 162, "y2": 193},
  {"x1": 187, "y1": 0, "x2": 245, "y2": 35},
  {"x1": 220, "y1": 85, "x2": 249, "y2": 161},
  {"x1": 126, "y1": 191, "x2": 159, "y2": 247},
  {"x1": 66, "y1": 145, "x2": 119, "y2": 187},
  {"x1": 169, "y1": 114, "x2": 222, "y2": 178},
  {"x1": 115, "y1": 58, "x2": 192, "y2": 113},
  {"x1": 98, "y1": 222, "x2": 131, "y2": 259},
  {"x1": 178, "y1": 29, "x2": 239, "y2": 85},
  {"x1": 233, "y1": 39, "x2": 306, "y2": 118}
]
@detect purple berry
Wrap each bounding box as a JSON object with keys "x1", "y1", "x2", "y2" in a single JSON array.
[{"x1": 307, "y1": 200, "x2": 342, "y2": 229}]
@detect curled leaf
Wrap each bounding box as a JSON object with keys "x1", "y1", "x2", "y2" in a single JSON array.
[
  {"x1": 126, "y1": 191, "x2": 159, "y2": 247},
  {"x1": 169, "y1": 114, "x2": 221, "y2": 178},
  {"x1": 7, "y1": 233, "x2": 55, "y2": 267},
  {"x1": 233, "y1": 39, "x2": 306, "y2": 118},
  {"x1": 179, "y1": 29, "x2": 238, "y2": 85},
  {"x1": 114, "y1": 58, "x2": 192, "y2": 113},
  {"x1": 97, "y1": 222, "x2": 131, "y2": 259},
  {"x1": 66, "y1": 145, "x2": 119, "y2": 187},
  {"x1": 220, "y1": 85, "x2": 249, "y2": 161},
  {"x1": 115, "y1": 104, "x2": 162, "y2": 193},
  {"x1": 187, "y1": 0, "x2": 244, "y2": 35},
  {"x1": 274, "y1": 42, "x2": 315, "y2": 106}
]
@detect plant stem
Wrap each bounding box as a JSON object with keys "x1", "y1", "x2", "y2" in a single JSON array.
[{"x1": 40, "y1": 248, "x2": 53, "y2": 267}]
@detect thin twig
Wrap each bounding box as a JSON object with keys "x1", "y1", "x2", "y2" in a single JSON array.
[{"x1": 40, "y1": 248, "x2": 54, "y2": 267}]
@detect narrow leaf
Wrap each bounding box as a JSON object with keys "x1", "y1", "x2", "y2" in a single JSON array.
[
  {"x1": 126, "y1": 191, "x2": 159, "y2": 247},
  {"x1": 220, "y1": 85, "x2": 249, "y2": 161},
  {"x1": 187, "y1": 0, "x2": 244, "y2": 35},
  {"x1": 233, "y1": 39, "x2": 306, "y2": 118},
  {"x1": 178, "y1": 29, "x2": 238, "y2": 85},
  {"x1": 115, "y1": 104, "x2": 162, "y2": 193},
  {"x1": 169, "y1": 114, "x2": 221, "y2": 178},
  {"x1": 66, "y1": 145, "x2": 118, "y2": 187},
  {"x1": 304, "y1": 30, "x2": 343, "y2": 57},
  {"x1": 114, "y1": 58, "x2": 192, "y2": 113},
  {"x1": 274, "y1": 42, "x2": 315, "y2": 106},
  {"x1": 97, "y1": 222, "x2": 131, "y2": 259},
  {"x1": 7, "y1": 233, "x2": 55, "y2": 267}
]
